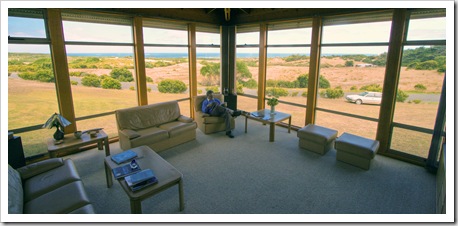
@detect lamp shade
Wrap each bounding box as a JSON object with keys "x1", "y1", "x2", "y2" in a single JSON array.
[{"x1": 42, "y1": 113, "x2": 71, "y2": 129}]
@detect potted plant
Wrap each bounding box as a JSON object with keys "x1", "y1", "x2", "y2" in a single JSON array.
[{"x1": 267, "y1": 97, "x2": 279, "y2": 114}]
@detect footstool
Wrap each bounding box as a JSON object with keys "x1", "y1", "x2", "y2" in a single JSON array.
[
  {"x1": 335, "y1": 132, "x2": 379, "y2": 170},
  {"x1": 297, "y1": 124, "x2": 338, "y2": 155}
]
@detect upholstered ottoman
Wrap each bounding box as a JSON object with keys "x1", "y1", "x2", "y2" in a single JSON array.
[
  {"x1": 297, "y1": 124, "x2": 338, "y2": 155},
  {"x1": 335, "y1": 132, "x2": 379, "y2": 170}
]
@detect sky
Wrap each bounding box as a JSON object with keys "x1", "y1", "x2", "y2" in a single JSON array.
[{"x1": 6, "y1": 4, "x2": 447, "y2": 56}]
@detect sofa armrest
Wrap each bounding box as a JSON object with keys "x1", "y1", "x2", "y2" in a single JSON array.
[
  {"x1": 16, "y1": 158, "x2": 64, "y2": 180},
  {"x1": 119, "y1": 129, "x2": 141, "y2": 139},
  {"x1": 178, "y1": 115, "x2": 193, "y2": 123}
]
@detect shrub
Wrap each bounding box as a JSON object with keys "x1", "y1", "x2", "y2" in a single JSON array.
[
  {"x1": 414, "y1": 84, "x2": 427, "y2": 91},
  {"x1": 70, "y1": 81, "x2": 78, "y2": 85},
  {"x1": 110, "y1": 67, "x2": 134, "y2": 82},
  {"x1": 205, "y1": 86, "x2": 219, "y2": 93},
  {"x1": 345, "y1": 60, "x2": 354, "y2": 67},
  {"x1": 319, "y1": 76, "x2": 331, "y2": 89},
  {"x1": 146, "y1": 77, "x2": 154, "y2": 83},
  {"x1": 291, "y1": 91, "x2": 299, "y2": 97},
  {"x1": 301, "y1": 91, "x2": 307, "y2": 97},
  {"x1": 321, "y1": 88, "x2": 344, "y2": 99},
  {"x1": 147, "y1": 87, "x2": 152, "y2": 92},
  {"x1": 158, "y1": 79, "x2": 187, "y2": 93},
  {"x1": 69, "y1": 71, "x2": 84, "y2": 77},
  {"x1": 266, "y1": 87, "x2": 289, "y2": 97},
  {"x1": 197, "y1": 89, "x2": 203, "y2": 94},
  {"x1": 81, "y1": 75, "x2": 101, "y2": 87},
  {"x1": 360, "y1": 84, "x2": 382, "y2": 92},
  {"x1": 415, "y1": 60, "x2": 438, "y2": 70},
  {"x1": 236, "y1": 84, "x2": 244, "y2": 94},
  {"x1": 412, "y1": 99, "x2": 422, "y2": 104},
  {"x1": 350, "y1": 86, "x2": 358, "y2": 91},
  {"x1": 396, "y1": 89, "x2": 409, "y2": 102},
  {"x1": 129, "y1": 86, "x2": 135, "y2": 91},
  {"x1": 101, "y1": 77, "x2": 122, "y2": 89},
  {"x1": 296, "y1": 74, "x2": 308, "y2": 88},
  {"x1": 239, "y1": 78, "x2": 257, "y2": 89},
  {"x1": 18, "y1": 70, "x2": 54, "y2": 83}
]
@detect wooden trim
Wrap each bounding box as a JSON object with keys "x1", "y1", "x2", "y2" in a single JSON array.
[
  {"x1": 376, "y1": 9, "x2": 407, "y2": 153},
  {"x1": 47, "y1": 9, "x2": 76, "y2": 133},
  {"x1": 257, "y1": 23, "x2": 267, "y2": 110},
  {"x1": 133, "y1": 17, "x2": 148, "y2": 106},
  {"x1": 188, "y1": 23, "x2": 197, "y2": 119},
  {"x1": 305, "y1": 16, "x2": 322, "y2": 126}
]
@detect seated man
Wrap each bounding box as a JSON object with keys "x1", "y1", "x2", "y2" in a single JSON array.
[{"x1": 201, "y1": 90, "x2": 242, "y2": 138}]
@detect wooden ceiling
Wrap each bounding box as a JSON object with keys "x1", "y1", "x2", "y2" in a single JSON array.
[{"x1": 89, "y1": 8, "x2": 386, "y2": 25}]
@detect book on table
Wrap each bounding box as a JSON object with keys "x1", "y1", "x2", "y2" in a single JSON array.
[
  {"x1": 112, "y1": 162, "x2": 141, "y2": 180},
  {"x1": 125, "y1": 169, "x2": 158, "y2": 192},
  {"x1": 111, "y1": 149, "x2": 137, "y2": 164}
]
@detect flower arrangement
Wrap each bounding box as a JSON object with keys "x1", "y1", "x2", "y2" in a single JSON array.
[{"x1": 267, "y1": 97, "x2": 279, "y2": 107}]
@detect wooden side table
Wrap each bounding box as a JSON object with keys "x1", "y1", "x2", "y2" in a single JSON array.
[{"x1": 47, "y1": 130, "x2": 110, "y2": 158}]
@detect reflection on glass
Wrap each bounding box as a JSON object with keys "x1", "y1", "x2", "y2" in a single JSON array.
[
  {"x1": 237, "y1": 32, "x2": 259, "y2": 45},
  {"x1": 62, "y1": 21, "x2": 133, "y2": 43},
  {"x1": 322, "y1": 21, "x2": 391, "y2": 43},
  {"x1": 407, "y1": 17, "x2": 446, "y2": 41},
  {"x1": 196, "y1": 31, "x2": 220, "y2": 45},
  {"x1": 143, "y1": 27, "x2": 188, "y2": 44},
  {"x1": 268, "y1": 28, "x2": 312, "y2": 45},
  {"x1": 8, "y1": 16, "x2": 47, "y2": 38}
]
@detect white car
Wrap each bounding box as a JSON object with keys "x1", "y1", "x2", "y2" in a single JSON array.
[{"x1": 345, "y1": 91, "x2": 382, "y2": 105}]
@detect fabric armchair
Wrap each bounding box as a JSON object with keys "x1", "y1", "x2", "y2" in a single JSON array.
[{"x1": 193, "y1": 94, "x2": 235, "y2": 134}]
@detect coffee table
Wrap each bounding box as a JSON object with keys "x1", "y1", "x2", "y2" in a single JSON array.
[
  {"x1": 47, "y1": 130, "x2": 110, "y2": 158},
  {"x1": 244, "y1": 109, "x2": 291, "y2": 142},
  {"x1": 104, "y1": 145, "x2": 184, "y2": 214}
]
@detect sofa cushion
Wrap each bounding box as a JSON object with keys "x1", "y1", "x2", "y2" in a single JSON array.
[
  {"x1": 131, "y1": 127, "x2": 169, "y2": 148},
  {"x1": 23, "y1": 159, "x2": 81, "y2": 202},
  {"x1": 335, "y1": 133, "x2": 379, "y2": 159},
  {"x1": 8, "y1": 165, "x2": 23, "y2": 214},
  {"x1": 203, "y1": 116, "x2": 226, "y2": 124},
  {"x1": 16, "y1": 158, "x2": 64, "y2": 180},
  {"x1": 297, "y1": 124, "x2": 338, "y2": 144},
  {"x1": 159, "y1": 121, "x2": 197, "y2": 137},
  {"x1": 120, "y1": 129, "x2": 141, "y2": 139},
  {"x1": 116, "y1": 101, "x2": 181, "y2": 130},
  {"x1": 24, "y1": 181, "x2": 92, "y2": 214}
]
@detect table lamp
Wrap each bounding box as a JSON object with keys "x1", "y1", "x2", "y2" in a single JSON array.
[{"x1": 42, "y1": 113, "x2": 71, "y2": 144}]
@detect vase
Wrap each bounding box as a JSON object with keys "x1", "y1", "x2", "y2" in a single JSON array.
[
  {"x1": 270, "y1": 105, "x2": 275, "y2": 114},
  {"x1": 53, "y1": 127, "x2": 64, "y2": 141}
]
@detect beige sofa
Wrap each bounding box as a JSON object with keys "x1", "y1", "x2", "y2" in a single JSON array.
[
  {"x1": 115, "y1": 100, "x2": 197, "y2": 152},
  {"x1": 8, "y1": 158, "x2": 95, "y2": 214},
  {"x1": 193, "y1": 94, "x2": 235, "y2": 134}
]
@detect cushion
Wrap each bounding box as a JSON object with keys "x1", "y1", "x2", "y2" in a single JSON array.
[
  {"x1": 203, "y1": 116, "x2": 226, "y2": 124},
  {"x1": 335, "y1": 133, "x2": 379, "y2": 159},
  {"x1": 131, "y1": 127, "x2": 169, "y2": 147},
  {"x1": 8, "y1": 165, "x2": 23, "y2": 214},
  {"x1": 159, "y1": 121, "x2": 197, "y2": 137},
  {"x1": 297, "y1": 124, "x2": 338, "y2": 143},
  {"x1": 24, "y1": 181, "x2": 92, "y2": 214},
  {"x1": 120, "y1": 129, "x2": 141, "y2": 139},
  {"x1": 23, "y1": 159, "x2": 81, "y2": 202},
  {"x1": 116, "y1": 101, "x2": 181, "y2": 130}
]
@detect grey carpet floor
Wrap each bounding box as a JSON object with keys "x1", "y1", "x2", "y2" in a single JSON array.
[{"x1": 66, "y1": 116, "x2": 436, "y2": 219}]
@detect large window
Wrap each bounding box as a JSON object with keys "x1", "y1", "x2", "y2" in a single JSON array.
[
  {"x1": 62, "y1": 12, "x2": 135, "y2": 138},
  {"x1": 390, "y1": 10, "x2": 446, "y2": 158},
  {"x1": 265, "y1": 23, "x2": 312, "y2": 127},
  {"x1": 143, "y1": 24, "x2": 190, "y2": 115},
  {"x1": 316, "y1": 12, "x2": 392, "y2": 138},
  {"x1": 236, "y1": 30, "x2": 259, "y2": 113},
  {"x1": 8, "y1": 9, "x2": 58, "y2": 157},
  {"x1": 196, "y1": 29, "x2": 221, "y2": 97}
]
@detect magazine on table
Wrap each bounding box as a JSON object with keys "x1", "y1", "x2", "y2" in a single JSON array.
[
  {"x1": 112, "y1": 161, "x2": 141, "y2": 180},
  {"x1": 111, "y1": 149, "x2": 137, "y2": 164},
  {"x1": 125, "y1": 169, "x2": 158, "y2": 191}
]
